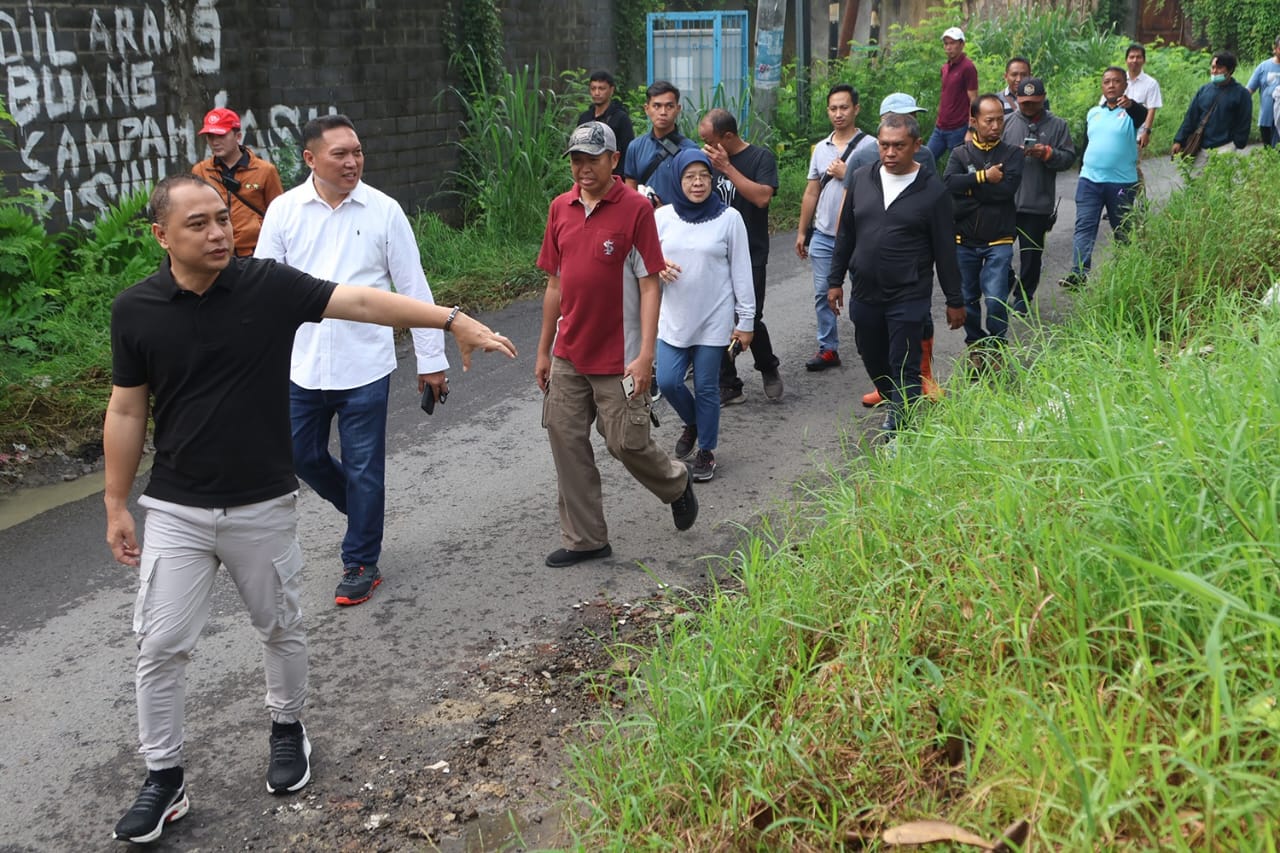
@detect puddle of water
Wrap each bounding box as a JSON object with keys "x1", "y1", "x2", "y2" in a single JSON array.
[
  {"x1": 0, "y1": 456, "x2": 151, "y2": 531},
  {"x1": 441, "y1": 807, "x2": 571, "y2": 852}
]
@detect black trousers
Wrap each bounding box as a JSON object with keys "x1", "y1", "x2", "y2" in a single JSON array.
[
  {"x1": 1008, "y1": 211, "x2": 1052, "y2": 305},
  {"x1": 720, "y1": 264, "x2": 780, "y2": 391}
]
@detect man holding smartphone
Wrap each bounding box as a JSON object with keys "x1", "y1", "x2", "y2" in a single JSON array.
[
  {"x1": 535, "y1": 122, "x2": 699, "y2": 569},
  {"x1": 256, "y1": 115, "x2": 448, "y2": 607},
  {"x1": 1001, "y1": 78, "x2": 1076, "y2": 313}
]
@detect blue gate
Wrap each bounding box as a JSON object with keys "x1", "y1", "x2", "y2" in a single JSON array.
[{"x1": 646, "y1": 11, "x2": 751, "y2": 133}]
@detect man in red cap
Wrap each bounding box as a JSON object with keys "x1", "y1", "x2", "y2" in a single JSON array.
[{"x1": 191, "y1": 107, "x2": 284, "y2": 256}]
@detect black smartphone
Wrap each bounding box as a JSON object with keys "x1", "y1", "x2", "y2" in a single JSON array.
[{"x1": 421, "y1": 384, "x2": 448, "y2": 415}]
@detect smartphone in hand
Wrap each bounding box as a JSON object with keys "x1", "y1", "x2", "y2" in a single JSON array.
[
  {"x1": 620, "y1": 375, "x2": 636, "y2": 398},
  {"x1": 420, "y1": 384, "x2": 448, "y2": 415}
]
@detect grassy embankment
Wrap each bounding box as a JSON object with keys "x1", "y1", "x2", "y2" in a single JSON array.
[{"x1": 565, "y1": 152, "x2": 1280, "y2": 849}]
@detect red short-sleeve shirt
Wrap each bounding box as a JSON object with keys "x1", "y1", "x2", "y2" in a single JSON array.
[
  {"x1": 536, "y1": 177, "x2": 665, "y2": 374},
  {"x1": 937, "y1": 55, "x2": 979, "y2": 131}
]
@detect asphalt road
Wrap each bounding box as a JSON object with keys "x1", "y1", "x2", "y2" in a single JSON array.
[{"x1": 0, "y1": 156, "x2": 1181, "y2": 852}]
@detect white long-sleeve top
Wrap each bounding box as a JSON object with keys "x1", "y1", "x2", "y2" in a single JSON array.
[
  {"x1": 255, "y1": 177, "x2": 448, "y2": 390},
  {"x1": 654, "y1": 205, "x2": 755, "y2": 348}
]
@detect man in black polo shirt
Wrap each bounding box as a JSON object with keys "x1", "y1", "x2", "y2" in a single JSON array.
[
  {"x1": 698, "y1": 107, "x2": 783, "y2": 404},
  {"x1": 577, "y1": 70, "x2": 634, "y2": 175},
  {"x1": 105, "y1": 174, "x2": 514, "y2": 845}
]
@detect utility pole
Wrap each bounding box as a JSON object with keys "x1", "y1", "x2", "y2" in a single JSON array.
[{"x1": 753, "y1": 0, "x2": 787, "y2": 130}]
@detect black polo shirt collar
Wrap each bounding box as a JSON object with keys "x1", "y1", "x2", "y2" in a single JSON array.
[{"x1": 153, "y1": 255, "x2": 242, "y2": 300}]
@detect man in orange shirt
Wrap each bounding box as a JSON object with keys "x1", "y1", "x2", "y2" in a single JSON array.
[{"x1": 191, "y1": 107, "x2": 284, "y2": 256}]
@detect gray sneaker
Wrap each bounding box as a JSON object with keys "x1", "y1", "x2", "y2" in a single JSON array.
[
  {"x1": 691, "y1": 449, "x2": 716, "y2": 482},
  {"x1": 674, "y1": 424, "x2": 698, "y2": 459},
  {"x1": 761, "y1": 369, "x2": 783, "y2": 401},
  {"x1": 719, "y1": 386, "x2": 746, "y2": 407}
]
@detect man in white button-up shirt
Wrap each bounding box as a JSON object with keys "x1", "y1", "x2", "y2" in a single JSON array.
[{"x1": 256, "y1": 114, "x2": 447, "y2": 607}]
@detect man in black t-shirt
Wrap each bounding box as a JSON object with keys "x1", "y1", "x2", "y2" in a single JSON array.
[
  {"x1": 577, "y1": 70, "x2": 635, "y2": 175},
  {"x1": 698, "y1": 108, "x2": 783, "y2": 404},
  {"x1": 104, "y1": 174, "x2": 514, "y2": 845}
]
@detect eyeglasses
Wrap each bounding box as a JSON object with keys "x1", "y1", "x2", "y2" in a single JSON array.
[{"x1": 681, "y1": 172, "x2": 712, "y2": 184}]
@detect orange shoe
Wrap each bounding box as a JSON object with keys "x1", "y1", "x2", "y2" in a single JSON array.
[
  {"x1": 921, "y1": 337, "x2": 943, "y2": 400},
  {"x1": 861, "y1": 388, "x2": 883, "y2": 407}
]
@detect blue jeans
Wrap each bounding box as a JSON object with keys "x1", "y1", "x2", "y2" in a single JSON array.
[
  {"x1": 656, "y1": 341, "x2": 722, "y2": 451},
  {"x1": 926, "y1": 125, "x2": 968, "y2": 165},
  {"x1": 957, "y1": 242, "x2": 1014, "y2": 344},
  {"x1": 808, "y1": 229, "x2": 839, "y2": 352},
  {"x1": 850, "y1": 297, "x2": 931, "y2": 430},
  {"x1": 290, "y1": 375, "x2": 389, "y2": 569},
  {"x1": 1070, "y1": 177, "x2": 1137, "y2": 278}
]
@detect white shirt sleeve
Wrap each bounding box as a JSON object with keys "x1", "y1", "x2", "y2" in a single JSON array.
[{"x1": 384, "y1": 203, "x2": 449, "y2": 374}]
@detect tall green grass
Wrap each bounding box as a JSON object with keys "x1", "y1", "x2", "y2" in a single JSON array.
[
  {"x1": 443, "y1": 55, "x2": 585, "y2": 243},
  {"x1": 565, "y1": 153, "x2": 1280, "y2": 849}
]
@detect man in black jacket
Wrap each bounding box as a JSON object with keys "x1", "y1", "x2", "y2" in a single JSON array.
[
  {"x1": 577, "y1": 70, "x2": 635, "y2": 175},
  {"x1": 826, "y1": 114, "x2": 965, "y2": 434},
  {"x1": 1171, "y1": 50, "x2": 1252, "y2": 166},
  {"x1": 943, "y1": 94, "x2": 1024, "y2": 354}
]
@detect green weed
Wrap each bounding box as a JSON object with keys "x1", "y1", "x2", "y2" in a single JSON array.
[{"x1": 565, "y1": 152, "x2": 1280, "y2": 849}]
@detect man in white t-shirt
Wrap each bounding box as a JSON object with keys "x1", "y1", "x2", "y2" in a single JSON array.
[{"x1": 1115, "y1": 43, "x2": 1163, "y2": 149}]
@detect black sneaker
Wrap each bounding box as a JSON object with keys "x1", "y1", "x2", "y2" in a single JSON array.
[
  {"x1": 113, "y1": 773, "x2": 189, "y2": 843},
  {"x1": 670, "y1": 469, "x2": 699, "y2": 531},
  {"x1": 719, "y1": 386, "x2": 746, "y2": 407},
  {"x1": 266, "y1": 721, "x2": 312, "y2": 794},
  {"x1": 804, "y1": 349, "x2": 841, "y2": 371},
  {"x1": 1058, "y1": 273, "x2": 1086, "y2": 291},
  {"x1": 335, "y1": 564, "x2": 381, "y2": 606},
  {"x1": 545, "y1": 543, "x2": 612, "y2": 567},
  {"x1": 674, "y1": 424, "x2": 698, "y2": 459},
  {"x1": 761, "y1": 369, "x2": 784, "y2": 401},
  {"x1": 691, "y1": 449, "x2": 716, "y2": 482}
]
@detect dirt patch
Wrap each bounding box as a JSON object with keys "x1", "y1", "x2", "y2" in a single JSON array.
[
  {"x1": 0, "y1": 439, "x2": 105, "y2": 494},
  {"x1": 240, "y1": 593, "x2": 701, "y2": 852}
]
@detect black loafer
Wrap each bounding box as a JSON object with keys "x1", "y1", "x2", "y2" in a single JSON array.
[{"x1": 545, "y1": 544, "x2": 612, "y2": 567}]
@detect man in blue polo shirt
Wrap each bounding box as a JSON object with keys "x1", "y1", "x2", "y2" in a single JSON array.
[
  {"x1": 624, "y1": 80, "x2": 698, "y2": 206},
  {"x1": 1062, "y1": 66, "x2": 1148, "y2": 290}
]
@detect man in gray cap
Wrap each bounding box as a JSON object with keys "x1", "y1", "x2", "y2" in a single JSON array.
[
  {"x1": 534, "y1": 122, "x2": 699, "y2": 570},
  {"x1": 1001, "y1": 77, "x2": 1075, "y2": 312}
]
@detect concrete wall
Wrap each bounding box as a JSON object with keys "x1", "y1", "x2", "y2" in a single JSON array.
[{"x1": 0, "y1": 0, "x2": 614, "y2": 229}]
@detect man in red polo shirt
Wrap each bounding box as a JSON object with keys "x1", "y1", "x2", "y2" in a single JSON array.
[
  {"x1": 926, "y1": 26, "x2": 979, "y2": 164},
  {"x1": 534, "y1": 122, "x2": 699, "y2": 569}
]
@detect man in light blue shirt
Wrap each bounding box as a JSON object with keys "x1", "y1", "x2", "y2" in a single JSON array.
[
  {"x1": 1246, "y1": 36, "x2": 1280, "y2": 147},
  {"x1": 1062, "y1": 66, "x2": 1147, "y2": 290}
]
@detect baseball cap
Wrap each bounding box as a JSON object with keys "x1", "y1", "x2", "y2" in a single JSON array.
[
  {"x1": 199, "y1": 107, "x2": 241, "y2": 136},
  {"x1": 564, "y1": 121, "x2": 617, "y2": 156},
  {"x1": 942, "y1": 26, "x2": 965, "y2": 42},
  {"x1": 879, "y1": 93, "x2": 928, "y2": 116},
  {"x1": 1018, "y1": 77, "x2": 1047, "y2": 98}
]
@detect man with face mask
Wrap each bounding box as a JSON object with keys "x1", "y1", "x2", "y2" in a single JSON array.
[{"x1": 1172, "y1": 50, "x2": 1252, "y2": 166}]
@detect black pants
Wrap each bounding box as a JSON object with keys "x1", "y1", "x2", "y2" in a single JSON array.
[
  {"x1": 851, "y1": 296, "x2": 930, "y2": 428},
  {"x1": 720, "y1": 264, "x2": 780, "y2": 391},
  {"x1": 1008, "y1": 211, "x2": 1052, "y2": 306}
]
